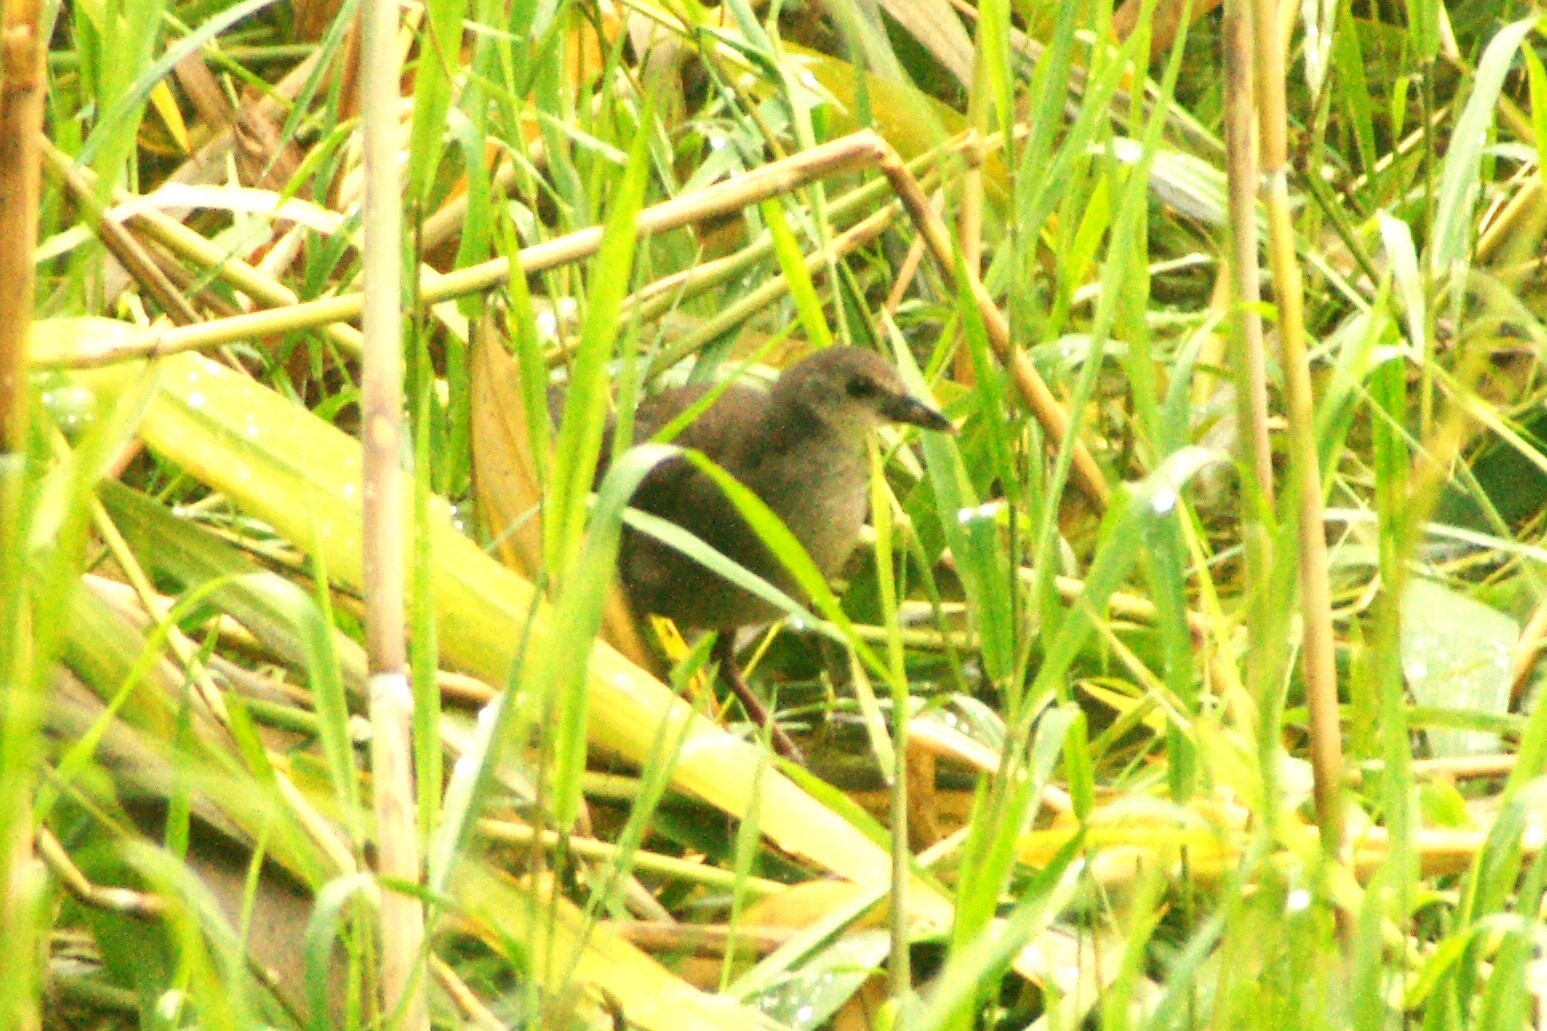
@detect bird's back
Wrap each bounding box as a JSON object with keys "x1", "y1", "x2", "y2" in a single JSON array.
[
  {"x1": 618, "y1": 380, "x2": 867, "y2": 629},
  {"x1": 633, "y1": 381, "x2": 766, "y2": 462}
]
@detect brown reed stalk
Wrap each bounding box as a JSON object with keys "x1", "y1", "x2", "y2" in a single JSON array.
[{"x1": 1249, "y1": 0, "x2": 1346, "y2": 866}]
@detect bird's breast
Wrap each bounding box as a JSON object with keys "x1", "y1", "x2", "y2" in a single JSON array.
[{"x1": 748, "y1": 440, "x2": 869, "y2": 577}]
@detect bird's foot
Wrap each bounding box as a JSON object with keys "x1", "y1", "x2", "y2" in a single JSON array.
[{"x1": 712, "y1": 635, "x2": 805, "y2": 765}]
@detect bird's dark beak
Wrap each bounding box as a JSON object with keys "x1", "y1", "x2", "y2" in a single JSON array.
[{"x1": 882, "y1": 393, "x2": 956, "y2": 433}]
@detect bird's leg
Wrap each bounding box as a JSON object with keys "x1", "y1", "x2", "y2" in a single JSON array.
[{"x1": 711, "y1": 634, "x2": 805, "y2": 764}]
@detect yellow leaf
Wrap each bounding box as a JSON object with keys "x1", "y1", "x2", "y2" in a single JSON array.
[{"x1": 148, "y1": 81, "x2": 191, "y2": 154}]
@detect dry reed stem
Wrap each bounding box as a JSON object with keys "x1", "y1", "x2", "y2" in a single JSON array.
[
  {"x1": 43, "y1": 130, "x2": 1109, "y2": 510},
  {"x1": 429, "y1": 956, "x2": 507, "y2": 1031},
  {"x1": 1221, "y1": 0, "x2": 1272, "y2": 504},
  {"x1": 37, "y1": 135, "x2": 370, "y2": 355},
  {"x1": 37, "y1": 827, "x2": 163, "y2": 918},
  {"x1": 38, "y1": 133, "x2": 891, "y2": 369},
  {"x1": 643, "y1": 199, "x2": 902, "y2": 375},
  {"x1": 0, "y1": 0, "x2": 43, "y2": 452},
  {"x1": 0, "y1": 2, "x2": 47, "y2": 1026},
  {"x1": 1249, "y1": 0, "x2": 1346, "y2": 866},
  {"x1": 357, "y1": 0, "x2": 426, "y2": 1022},
  {"x1": 41, "y1": 147, "x2": 202, "y2": 326},
  {"x1": 869, "y1": 138, "x2": 1111, "y2": 508}
]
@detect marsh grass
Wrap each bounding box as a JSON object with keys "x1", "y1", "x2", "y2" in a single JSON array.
[{"x1": 12, "y1": 0, "x2": 1547, "y2": 1027}]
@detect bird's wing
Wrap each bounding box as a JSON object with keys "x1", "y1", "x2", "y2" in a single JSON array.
[{"x1": 634, "y1": 382, "x2": 768, "y2": 463}]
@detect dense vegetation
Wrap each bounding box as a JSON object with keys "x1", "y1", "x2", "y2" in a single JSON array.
[{"x1": 4, "y1": 0, "x2": 1547, "y2": 1027}]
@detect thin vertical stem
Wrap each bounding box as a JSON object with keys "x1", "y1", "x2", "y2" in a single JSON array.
[
  {"x1": 1222, "y1": 1, "x2": 1273, "y2": 507},
  {"x1": 0, "y1": 0, "x2": 43, "y2": 455},
  {"x1": 1222, "y1": 0, "x2": 1288, "y2": 848},
  {"x1": 1250, "y1": 0, "x2": 1346, "y2": 867},
  {"x1": 0, "y1": 1, "x2": 46, "y2": 1027},
  {"x1": 358, "y1": 0, "x2": 428, "y2": 1022}
]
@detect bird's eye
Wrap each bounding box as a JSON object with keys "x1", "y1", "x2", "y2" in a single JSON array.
[{"x1": 846, "y1": 376, "x2": 878, "y2": 399}]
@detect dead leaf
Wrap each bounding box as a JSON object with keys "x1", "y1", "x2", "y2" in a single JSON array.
[{"x1": 469, "y1": 320, "x2": 652, "y2": 668}]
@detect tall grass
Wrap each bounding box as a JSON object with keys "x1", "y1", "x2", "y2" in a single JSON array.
[{"x1": 13, "y1": 0, "x2": 1547, "y2": 1027}]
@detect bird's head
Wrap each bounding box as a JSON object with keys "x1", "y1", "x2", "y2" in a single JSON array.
[{"x1": 773, "y1": 346, "x2": 955, "y2": 439}]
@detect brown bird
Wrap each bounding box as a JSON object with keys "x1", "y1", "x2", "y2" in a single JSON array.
[{"x1": 615, "y1": 346, "x2": 954, "y2": 759}]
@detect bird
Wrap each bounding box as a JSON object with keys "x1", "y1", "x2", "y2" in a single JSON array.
[{"x1": 613, "y1": 346, "x2": 955, "y2": 759}]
